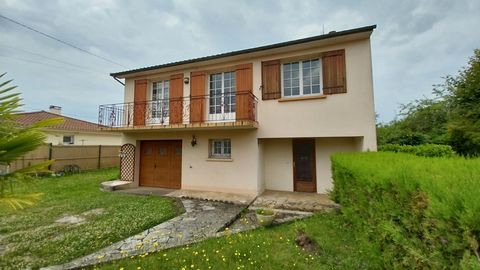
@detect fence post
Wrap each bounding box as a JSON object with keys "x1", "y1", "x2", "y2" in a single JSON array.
[
  {"x1": 48, "y1": 143, "x2": 53, "y2": 170},
  {"x1": 97, "y1": 145, "x2": 102, "y2": 169}
]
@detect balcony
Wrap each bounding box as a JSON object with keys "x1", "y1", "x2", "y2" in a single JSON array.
[{"x1": 98, "y1": 91, "x2": 258, "y2": 131}]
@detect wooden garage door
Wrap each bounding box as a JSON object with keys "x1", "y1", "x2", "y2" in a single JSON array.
[{"x1": 139, "y1": 140, "x2": 182, "y2": 189}]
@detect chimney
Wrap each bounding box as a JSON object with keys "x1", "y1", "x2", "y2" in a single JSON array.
[{"x1": 49, "y1": 105, "x2": 62, "y2": 115}]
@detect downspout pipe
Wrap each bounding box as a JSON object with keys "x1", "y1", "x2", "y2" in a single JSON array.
[{"x1": 112, "y1": 76, "x2": 125, "y2": 86}]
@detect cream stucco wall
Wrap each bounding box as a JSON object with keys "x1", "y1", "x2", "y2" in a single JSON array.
[
  {"x1": 252, "y1": 39, "x2": 376, "y2": 152},
  {"x1": 263, "y1": 137, "x2": 361, "y2": 194},
  {"x1": 121, "y1": 37, "x2": 376, "y2": 150},
  {"x1": 263, "y1": 138, "x2": 294, "y2": 192},
  {"x1": 44, "y1": 130, "x2": 122, "y2": 146},
  {"x1": 315, "y1": 137, "x2": 362, "y2": 193},
  {"x1": 122, "y1": 130, "x2": 260, "y2": 195}
]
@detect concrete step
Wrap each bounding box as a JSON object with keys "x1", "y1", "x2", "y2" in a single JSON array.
[{"x1": 100, "y1": 180, "x2": 132, "y2": 192}]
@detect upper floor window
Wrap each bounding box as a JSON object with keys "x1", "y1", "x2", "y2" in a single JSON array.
[
  {"x1": 209, "y1": 71, "x2": 236, "y2": 118},
  {"x1": 282, "y1": 59, "x2": 322, "y2": 97},
  {"x1": 151, "y1": 80, "x2": 169, "y2": 121}
]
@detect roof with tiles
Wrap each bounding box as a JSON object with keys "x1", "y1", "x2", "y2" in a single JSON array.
[{"x1": 14, "y1": 111, "x2": 100, "y2": 132}]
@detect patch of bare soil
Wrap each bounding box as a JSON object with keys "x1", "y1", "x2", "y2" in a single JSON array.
[
  {"x1": 295, "y1": 230, "x2": 320, "y2": 253},
  {"x1": 55, "y1": 215, "x2": 86, "y2": 225},
  {"x1": 81, "y1": 208, "x2": 106, "y2": 216},
  {"x1": 54, "y1": 208, "x2": 106, "y2": 225}
]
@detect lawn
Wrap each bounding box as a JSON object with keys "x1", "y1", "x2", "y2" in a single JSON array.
[
  {"x1": 0, "y1": 168, "x2": 178, "y2": 270},
  {"x1": 96, "y1": 212, "x2": 382, "y2": 270}
]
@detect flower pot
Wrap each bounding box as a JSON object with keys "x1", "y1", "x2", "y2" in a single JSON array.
[{"x1": 255, "y1": 209, "x2": 276, "y2": 226}]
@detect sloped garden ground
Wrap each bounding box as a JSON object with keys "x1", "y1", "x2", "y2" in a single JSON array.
[{"x1": 0, "y1": 168, "x2": 178, "y2": 270}]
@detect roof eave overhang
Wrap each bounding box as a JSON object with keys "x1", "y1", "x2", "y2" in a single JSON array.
[{"x1": 111, "y1": 24, "x2": 376, "y2": 79}]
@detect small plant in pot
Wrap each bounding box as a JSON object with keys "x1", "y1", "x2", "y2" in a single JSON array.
[{"x1": 255, "y1": 208, "x2": 276, "y2": 226}]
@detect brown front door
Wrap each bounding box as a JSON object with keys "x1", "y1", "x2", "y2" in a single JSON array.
[
  {"x1": 139, "y1": 140, "x2": 182, "y2": 188},
  {"x1": 293, "y1": 139, "x2": 317, "y2": 193}
]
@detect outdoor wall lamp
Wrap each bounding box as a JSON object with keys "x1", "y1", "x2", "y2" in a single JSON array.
[
  {"x1": 191, "y1": 135, "x2": 197, "y2": 147},
  {"x1": 184, "y1": 77, "x2": 190, "y2": 84}
]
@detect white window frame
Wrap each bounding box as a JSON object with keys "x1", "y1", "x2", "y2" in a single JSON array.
[
  {"x1": 63, "y1": 135, "x2": 74, "y2": 145},
  {"x1": 208, "y1": 71, "x2": 236, "y2": 122},
  {"x1": 209, "y1": 139, "x2": 231, "y2": 159},
  {"x1": 281, "y1": 58, "x2": 322, "y2": 97},
  {"x1": 149, "y1": 80, "x2": 170, "y2": 125}
]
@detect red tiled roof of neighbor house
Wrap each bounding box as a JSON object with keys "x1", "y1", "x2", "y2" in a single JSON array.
[{"x1": 15, "y1": 111, "x2": 100, "y2": 132}]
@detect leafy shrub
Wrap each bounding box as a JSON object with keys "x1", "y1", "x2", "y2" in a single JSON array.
[
  {"x1": 379, "y1": 143, "x2": 455, "y2": 157},
  {"x1": 331, "y1": 152, "x2": 480, "y2": 269}
]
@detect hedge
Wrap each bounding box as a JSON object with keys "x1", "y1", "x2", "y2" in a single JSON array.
[
  {"x1": 379, "y1": 143, "x2": 456, "y2": 157},
  {"x1": 331, "y1": 152, "x2": 480, "y2": 269}
]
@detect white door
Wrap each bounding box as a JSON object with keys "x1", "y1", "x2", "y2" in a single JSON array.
[
  {"x1": 208, "y1": 72, "x2": 236, "y2": 122},
  {"x1": 150, "y1": 80, "x2": 169, "y2": 125}
]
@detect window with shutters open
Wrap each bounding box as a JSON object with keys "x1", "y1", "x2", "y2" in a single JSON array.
[
  {"x1": 282, "y1": 58, "x2": 322, "y2": 97},
  {"x1": 150, "y1": 80, "x2": 170, "y2": 124},
  {"x1": 208, "y1": 71, "x2": 236, "y2": 122},
  {"x1": 262, "y1": 49, "x2": 346, "y2": 100}
]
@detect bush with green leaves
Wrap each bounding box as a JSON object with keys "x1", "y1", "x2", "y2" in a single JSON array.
[
  {"x1": 379, "y1": 143, "x2": 455, "y2": 157},
  {"x1": 331, "y1": 152, "x2": 480, "y2": 269}
]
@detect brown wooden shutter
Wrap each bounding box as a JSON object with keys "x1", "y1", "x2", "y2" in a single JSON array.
[
  {"x1": 169, "y1": 73, "x2": 183, "y2": 124},
  {"x1": 190, "y1": 71, "x2": 206, "y2": 123},
  {"x1": 322, "y1": 49, "x2": 346, "y2": 94},
  {"x1": 261, "y1": 60, "x2": 281, "y2": 100},
  {"x1": 134, "y1": 79, "x2": 147, "y2": 126},
  {"x1": 235, "y1": 63, "x2": 253, "y2": 120}
]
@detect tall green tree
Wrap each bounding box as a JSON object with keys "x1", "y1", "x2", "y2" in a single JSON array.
[
  {"x1": 377, "y1": 49, "x2": 480, "y2": 156},
  {"x1": 377, "y1": 93, "x2": 449, "y2": 146},
  {"x1": 448, "y1": 49, "x2": 480, "y2": 156},
  {"x1": 0, "y1": 73, "x2": 62, "y2": 210}
]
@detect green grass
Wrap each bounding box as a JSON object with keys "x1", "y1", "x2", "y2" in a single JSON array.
[
  {"x1": 96, "y1": 212, "x2": 382, "y2": 270},
  {"x1": 0, "y1": 168, "x2": 178, "y2": 270}
]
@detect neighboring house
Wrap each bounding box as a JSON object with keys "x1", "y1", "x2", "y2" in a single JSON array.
[
  {"x1": 100, "y1": 25, "x2": 377, "y2": 195},
  {"x1": 16, "y1": 106, "x2": 122, "y2": 146}
]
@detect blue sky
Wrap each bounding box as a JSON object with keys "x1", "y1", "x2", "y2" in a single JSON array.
[{"x1": 1, "y1": 0, "x2": 479, "y2": 123}]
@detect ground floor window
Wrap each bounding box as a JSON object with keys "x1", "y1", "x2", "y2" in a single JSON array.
[{"x1": 209, "y1": 139, "x2": 231, "y2": 158}]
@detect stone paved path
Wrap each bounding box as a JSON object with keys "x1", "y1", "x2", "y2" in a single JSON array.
[
  {"x1": 218, "y1": 208, "x2": 313, "y2": 235},
  {"x1": 43, "y1": 199, "x2": 245, "y2": 270}
]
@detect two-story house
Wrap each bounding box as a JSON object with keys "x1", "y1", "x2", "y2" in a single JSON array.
[{"x1": 100, "y1": 25, "x2": 377, "y2": 195}]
